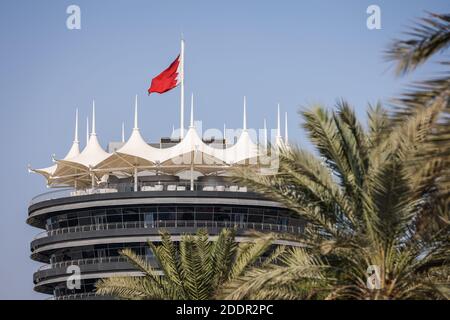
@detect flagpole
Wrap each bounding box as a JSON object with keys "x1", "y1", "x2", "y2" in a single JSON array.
[{"x1": 180, "y1": 38, "x2": 185, "y2": 140}]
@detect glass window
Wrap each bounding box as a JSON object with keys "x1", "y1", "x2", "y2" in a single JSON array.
[
  {"x1": 67, "y1": 217, "x2": 78, "y2": 227},
  {"x1": 58, "y1": 220, "x2": 69, "y2": 229},
  {"x1": 158, "y1": 206, "x2": 176, "y2": 214},
  {"x1": 215, "y1": 206, "x2": 232, "y2": 214},
  {"x1": 214, "y1": 211, "x2": 232, "y2": 222},
  {"x1": 82, "y1": 251, "x2": 95, "y2": 259},
  {"x1": 78, "y1": 215, "x2": 92, "y2": 226},
  {"x1": 278, "y1": 216, "x2": 289, "y2": 227},
  {"x1": 123, "y1": 207, "x2": 138, "y2": 214},
  {"x1": 234, "y1": 213, "x2": 248, "y2": 224},
  {"x1": 106, "y1": 213, "x2": 121, "y2": 224},
  {"x1": 158, "y1": 212, "x2": 176, "y2": 221},
  {"x1": 123, "y1": 212, "x2": 139, "y2": 223},
  {"x1": 197, "y1": 206, "x2": 213, "y2": 213},
  {"x1": 196, "y1": 210, "x2": 213, "y2": 221},
  {"x1": 92, "y1": 209, "x2": 106, "y2": 216},
  {"x1": 158, "y1": 206, "x2": 176, "y2": 221},
  {"x1": 177, "y1": 207, "x2": 194, "y2": 221},
  {"x1": 143, "y1": 212, "x2": 156, "y2": 227},
  {"x1": 263, "y1": 208, "x2": 278, "y2": 216},
  {"x1": 247, "y1": 213, "x2": 263, "y2": 223},
  {"x1": 263, "y1": 214, "x2": 278, "y2": 225},
  {"x1": 93, "y1": 215, "x2": 106, "y2": 226},
  {"x1": 232, "y1": 207, "x2": 248, "y2": 214}
]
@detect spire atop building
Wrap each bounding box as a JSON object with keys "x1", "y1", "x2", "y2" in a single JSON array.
[
  {"x1": 74, "y1": 108, "x2": 79, "y2": 143},
  {"x1": 91, "y1": 100, "x2": 96, "y2": 136},
  {"x1": 62, "y1": 108, "x2": 81, "y2": 160}
]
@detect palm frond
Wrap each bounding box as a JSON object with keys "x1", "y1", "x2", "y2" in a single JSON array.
[{"x1": 386, "y1": 12, "x2": 450, "y2": 75}]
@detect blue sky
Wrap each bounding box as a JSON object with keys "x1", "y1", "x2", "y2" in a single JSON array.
[{"x1": 0, "y1": 0, "x2": 448, "y2": 299}]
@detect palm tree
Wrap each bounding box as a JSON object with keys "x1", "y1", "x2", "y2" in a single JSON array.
[
  {"x1": 219, "y1": 245, "x2": 332, "y2": 300},
  {"x1": 95, "y1": 229, "x2": 278, "y2": 300},
  {"x1": 386, "y1": 11, "x2": 450, "y2": 238},
  {"x1": 223, "y1": 11, "x2": 450, "y2": 300},
  {"x1": 386, "y1": 12, "x2": 450, "y2": 76},
  {"x1": 226, "y1": 98, "x2": 449, "y2": 299}
]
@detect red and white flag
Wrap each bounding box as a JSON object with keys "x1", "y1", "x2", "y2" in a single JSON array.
[{"x1": 148, "y1": 54, "x2": 182, "y2": 94}]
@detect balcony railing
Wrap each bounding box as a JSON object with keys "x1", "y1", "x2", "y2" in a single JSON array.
[
  {"x1": 38, "y1": 256, "x2": 132, "y2": 271},
  {"x1": 33, "y1": 220, "x2": 303, "y2": 241},
  {"x1": 30, "y1": 181, "x2": 251, "y2": 206}
]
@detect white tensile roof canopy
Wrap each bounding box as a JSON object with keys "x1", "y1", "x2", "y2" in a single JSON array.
[{"x1": 30, "y1": 95, "x2": 289, "y2": 189}]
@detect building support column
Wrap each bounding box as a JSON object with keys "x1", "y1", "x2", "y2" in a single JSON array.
[
  {"x1": 190, "y1": 163, "x2": 194, "y2": 191},
  {"x1": 134, "y1": 167, "x2": 138, "y2": 192}
]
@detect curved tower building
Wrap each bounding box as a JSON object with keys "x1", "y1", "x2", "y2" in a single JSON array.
[{"x1": 28, "y1": 98, "x2": 301, "y2": 299}]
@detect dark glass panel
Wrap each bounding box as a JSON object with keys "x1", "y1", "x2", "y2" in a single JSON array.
[
  {"x1": 177, "y1": 207, "x2": 194, "y2": 221},
  {"x1": 247, "y1": 213, "x2": 263, "y2": 223},
  {"x1": 263, "y1": 214, "x2": 278, "y2": 224},
  {"x1": 196, "y1": 211, "x2": 213, "y2": 221}
]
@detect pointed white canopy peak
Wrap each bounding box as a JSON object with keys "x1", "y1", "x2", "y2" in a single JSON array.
[
  {"x1": 54, "y1": 99, "x2": 110, "y2": 171},
  {"x1": 114, "y1": 125, "x2": 162, "y2": 164},
  {"x1": 91, "y1": 100, "x2": 96, "y2": 136},
  {"x1": 64, "y1": 109, "x2": 81, "y2": 160},
  {"x1": 121, "y1": 122, "x2": 125, "y2": 143},
  {"x1": 190, "y1": 93, "x2": 194, "y2": 128},
  {"x1": 285, "y1": 111, "x2": 289, "y2": 144},
  {"x1": 134, "y1": 95, "x2": 139, "y2": 130},
  {"x1": 160, "y1": 126, "x2": 226, "y2": 167},
  {"x1": 243, "y1": 96, "x2": 247, "y2": 131},
  {"x1": 223, "y1": 129, "x2": 259, "y2": 164},
  {"x1": 59, "y1": 126, "x2": 110, "y2": 171}
]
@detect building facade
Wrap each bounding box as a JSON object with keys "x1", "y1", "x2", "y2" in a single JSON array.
[{"x1": 28, "y1": 99, "x2": 299, "y2": 299}]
